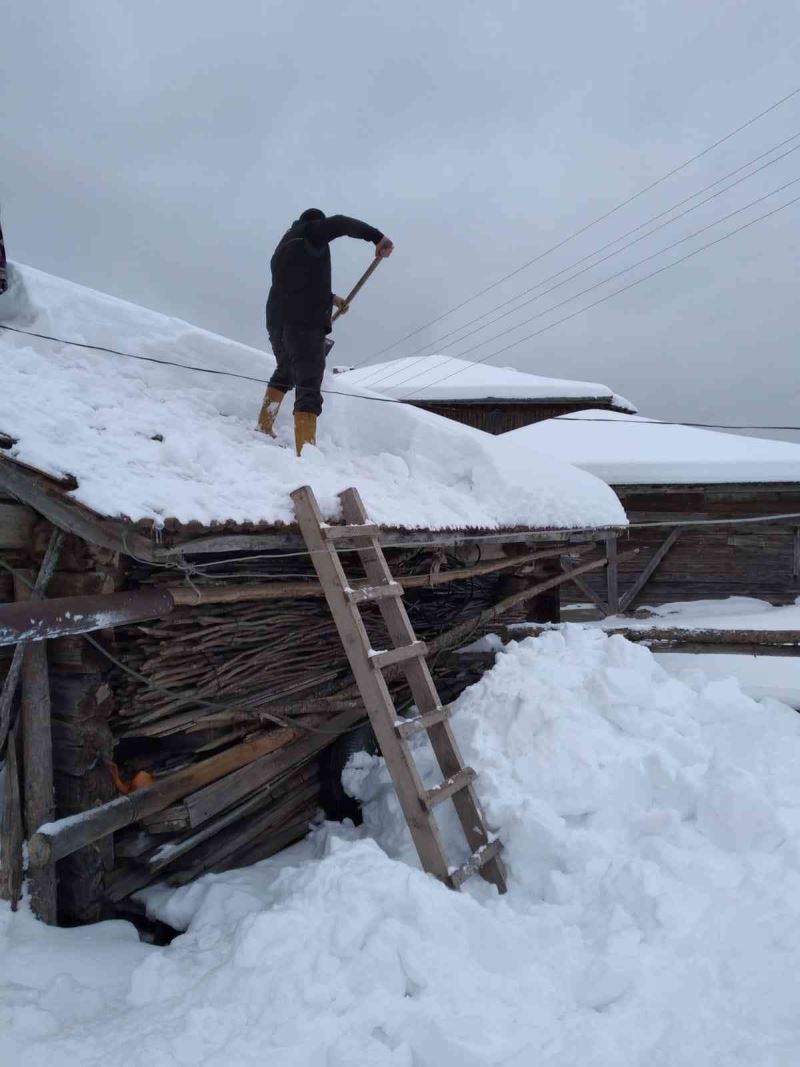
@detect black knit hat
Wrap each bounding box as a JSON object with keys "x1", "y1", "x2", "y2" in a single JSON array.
[{"x1": 299, "y1": 208, "x2": 326, "y2": 222}]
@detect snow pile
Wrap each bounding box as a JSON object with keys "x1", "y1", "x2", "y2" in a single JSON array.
[
  {"x1": 5, "y1": 628, "x2": 800, "y2": 1064},
  {"x1": 0, "y1": 265, "x2": 626, "y2": 530},
  {"x1": 341, "y1": 353, "x2": 636, "y2": 409},
  {"x1": 511, "y1": 408, "x2": 800, "y2": 485}
]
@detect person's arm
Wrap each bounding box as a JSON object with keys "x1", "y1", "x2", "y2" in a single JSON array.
[{"x1": 304, "y1": 214, "x2": 383, "y2": 246}]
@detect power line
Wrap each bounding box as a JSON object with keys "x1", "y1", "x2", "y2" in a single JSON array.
[
  {"x1": 356, "y1": 85, "x2": 800, "y2": 366},
  {"x1": 389, "y1": 176, "x2": 800, "y2": 397},
  {"x1": 4, "y1": 307, "x2": 800, "y2": 431},
  {"x1": 358, "y1": 132, "x2": 800, "y2": 392},
  {"x1": 401, "y1": 189, "x2": 800, "y2": 399}
]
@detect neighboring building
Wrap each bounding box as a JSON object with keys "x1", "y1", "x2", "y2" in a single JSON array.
[
  {"x1": 340, "y1": 355, "x2": 636, "y2": 434},
  {"x1": 511, "y1": 410, "x2": 800, "y2": 607}
]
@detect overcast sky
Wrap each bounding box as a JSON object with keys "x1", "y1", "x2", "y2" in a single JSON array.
[{"x1": 3, "y1": 1, "x2": 799, "y2": 438}]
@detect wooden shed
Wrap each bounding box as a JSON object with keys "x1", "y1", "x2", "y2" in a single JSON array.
[
  {"x1": 0, "y1": 263, "x2": 629, "y2": 928},
  {"x1": 338, "y1": 355, "x2": 636, "y2": 434},
  {"x1": 510, "y1": 410, "x2": 800, "y2": 611}
]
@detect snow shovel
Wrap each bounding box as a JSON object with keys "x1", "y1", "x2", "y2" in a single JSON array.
[{"x1": 324, "y1": 256, "x2": 383, "y2": 355}]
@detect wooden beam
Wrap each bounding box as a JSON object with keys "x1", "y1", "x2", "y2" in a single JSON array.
[
  {"x1": 0, "y1": 529, "x2": 63, "y2": 752},
  {"x1": 0, "y1": 503, "x2": 35, "y2": 549},
  {"x1": 0, "y1": 729, "x2": 23, "y2": 908},
  {"x1": 619, "y1": 529, "x2": 681, "y2": 612},
  {"x1": 424, "y1": 549, "x2": 639, "y2": 657},
  {"x1": 0, "y1": 455, "x2": 158, "y2": 561},
  {"x1": 28, "y1": 706, "x2": 363, "y2": 866},
  {"x1": 496, "y1": 624, "x2": 800, "y2": 656},
  {"x1": 16, "y1": 576, "x2": 57, "y2": 923},
  {"x1": 605, "y1": 534, "x2": 619, "y2": 615},
  {"x1": 565, "y1": 571, "x2": 611, "y2": 617}
]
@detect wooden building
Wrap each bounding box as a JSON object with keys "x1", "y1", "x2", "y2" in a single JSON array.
[
  {"x1": 338, "y1": 356, "x2": 636, "y2": 434},
  {"x1": 510, "y1": 410, "x2": 800, "y2": 611},
  {"x1": 0, "y1": 452, "x2": 625, "y2": 927},
  {"x1": 0, "y1": 263, "x2": 629, "y2": 928}
]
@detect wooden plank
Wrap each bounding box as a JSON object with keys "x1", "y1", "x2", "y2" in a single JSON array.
[
  {"x1": 395, "y1": 705, "x2": 452, "y2": 739},
  {"x1": 28, "y1": 726, "x2": 301, "y2": 866},
  {"x1": 16, "y1": 577, "x2": 57, "y2": 923},
  {"x1": 346, "y1": 582, "x2": 403, "y2": 606},
  {"x1": 605, "y1": 534, "x2": 619, "y2": 615},
  {"x1": 293, "y1": 484, "x2": 453, "y2": 885},
  {"x1": 369, "y1": 641, "x2": 427, "y2": 671},
  {"x1": 0, "y1": 531, "x2": 63, "y2": 753},
  {"x1": 321, "y1": 522, "x2": 382, "y2": 542},
  {"x1": 337, "y1": 487, "x2": 507, "y2": 894},
  {"x1": 449, "y1": 839, "x2": 504, "y2": 889},
  {"x1": 619, "y1": 529, "x2": 681, "y2": 612},
  {"x1": 0, "y1": 503, "x2": 35, "y2": 549},
  {"x1": 181, "y1": 706, "x2": 363, "y2": 828},
  {"x1": 422, "y1": 767, "x2": 476, "y2": 809},
  {"x1": 0, "y1": 729, "x2": 23, "y2": 908},
  {"x1": 566, "y1": 572, "x2": 611, "y2": 616}
]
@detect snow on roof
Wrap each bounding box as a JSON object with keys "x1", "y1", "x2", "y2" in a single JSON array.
[
  {"x1": 0, "y1": 265, "x2": 626, "y2": 531},
  {"x1": 340, "y1": 354, "x2": 637, "y2": 409},
  {"x1": 508, "y1": 409, "x2": 800, "y2": 486}
]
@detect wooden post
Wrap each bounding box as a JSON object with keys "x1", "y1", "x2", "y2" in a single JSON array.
[
  {"x1": 606, "y1": 534, "x2": 619, "y2": 615},
  {"x1": 15, "y1": 575, "x2": 58, "y2": 923},
  {"x1": 0, "y1": 529, "x2": 63, "y2": 751},
  {"x1": 525, "y1": 560, "x2": 561, "y2": 623},
  {"x1": 0, "y1": 729, "x2": 23, "y2": 908}
]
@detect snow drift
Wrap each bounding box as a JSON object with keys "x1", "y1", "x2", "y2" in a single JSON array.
[
  {"x1": 4, "y1": 627, "x2": 800, "y2": 1065},
  {"x1": 340, "y1": 354, "x2": 636, "y2": 410},
  {"x1": 511, "y1": 408, "x2": 800, "y2": 485},
  {"x1": 0, "y1": 266, "x2": 625, "y2": 531}
]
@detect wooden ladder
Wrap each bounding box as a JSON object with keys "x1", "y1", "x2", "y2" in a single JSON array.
[{"x1": 292, "y1": 485, "x2": 507, "y2": 894}]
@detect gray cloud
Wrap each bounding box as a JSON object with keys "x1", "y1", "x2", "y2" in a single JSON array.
[{"x1": 3, "y1": 0, "x2": 799, "y2": 438}]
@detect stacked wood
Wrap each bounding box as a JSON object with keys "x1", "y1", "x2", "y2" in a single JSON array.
[{"x1": 91, "y1": 551, "x2": 524, "y2": 902}]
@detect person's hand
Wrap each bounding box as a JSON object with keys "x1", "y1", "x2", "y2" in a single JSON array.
[
  {"x1": 332, "y1": 294, "x2": 350, "y2": 314},
  {"x1": 375, "y1": 236, "x2": 394, "y2": 259}
]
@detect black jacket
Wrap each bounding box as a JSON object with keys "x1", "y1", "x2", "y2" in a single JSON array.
[{"x1": 266, "y1": 214, "x2": 383, "y2": 332}]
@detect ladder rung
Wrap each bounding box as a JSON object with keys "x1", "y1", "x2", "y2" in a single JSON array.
[
  {"x1": 347, "y1": 582, "x2": 403, "y2": 606},
  {"x1": 369, "y1": 641, "x2": 427, "y2": 671},
  {"x1": 395, "y1": 705, "x2": 452, "y2": 739},
  {"x1": 449, "y1": 839, "x2": 503, "y2": 889},
  {"x1": 422, "y1": 767, "x2": 476, "y2": 809},
  {"x1": 321, "y1": 522, "x2": 382, "y2": 543}
]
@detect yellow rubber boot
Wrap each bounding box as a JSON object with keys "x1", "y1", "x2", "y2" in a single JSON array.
[
  {"x1": 257, "y1": 386, "x2": 286, "y2": 437},
  {"x1": 294, "y1": 411, "x2": 317, "y2": 456}
]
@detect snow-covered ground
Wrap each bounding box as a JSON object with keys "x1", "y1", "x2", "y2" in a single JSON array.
[
  {"x1": 4, "y1": 626, "x2": 800, "y2": 1066},
  {"x1": 601, "y1": 595, "x2": 800, "y2": 632},
  {"x1": 0, "y1": 265, "x2": 625, "y2": 531},
  {"x1": 340, "y1": 354, "x2": 636, "y2": 410},
  {"x1": 597, "y1": 598, "x2": 800, "y2": 707},
  {"x1": 510, "y1": 408, "x2": 800, "y2": 485}
]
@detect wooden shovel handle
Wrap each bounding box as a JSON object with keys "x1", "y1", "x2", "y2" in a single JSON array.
[{"x1": 332, "y1": 257, "x2": 383, "y2": 322}]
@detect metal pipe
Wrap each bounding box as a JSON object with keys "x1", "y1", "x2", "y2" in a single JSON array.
[{"x1": 0, "y1": 588, "x2": 175, "y2": 647}]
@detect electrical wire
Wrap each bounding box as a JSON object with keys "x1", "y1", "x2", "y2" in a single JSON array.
[
  {"x1": 4, "y1": 316, "x2": 800, "y2": 431},
  {"x1": 386, "y1": 176, "x2": 800, "y2": 396},
  {"x1": 357, "y1": 134, "x2": 800, "y2": 392},
  {"x1": 355, "y1": 85, "x2": 800, "y2": 365},
  {"x1": 401, "y1": 188, "x2": 800, "y2": 399}
]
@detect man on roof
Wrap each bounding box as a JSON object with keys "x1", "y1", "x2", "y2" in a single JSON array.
[{"x1": 259, "y1": 208, "x2": 393, "y2": 455}]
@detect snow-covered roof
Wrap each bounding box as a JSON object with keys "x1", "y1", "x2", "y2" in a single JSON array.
[
  {"x1": 0, "y1": 265, "x2": 626, "y2": 532},
  {"x1": 508, "y1": 409, "x2": 800, "y2": 486},
  {"x1": 340, "y1": 355, "x2": 637, "y2": 409}
]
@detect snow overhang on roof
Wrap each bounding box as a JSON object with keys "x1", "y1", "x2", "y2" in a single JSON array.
[
  {"x1": 0, "y1": 265, "x2": 627, "y2": 537},
  {"x1": 507, "y1": 409, "x2": 800, "y2": 486},
  {"x1": 340, "y1": 355, "x2": 637, "y2": 411}
]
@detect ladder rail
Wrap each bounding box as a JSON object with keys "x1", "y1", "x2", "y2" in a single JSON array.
[{"x1": 292, "y1": 485, "x2": 507, "y2": 895}]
